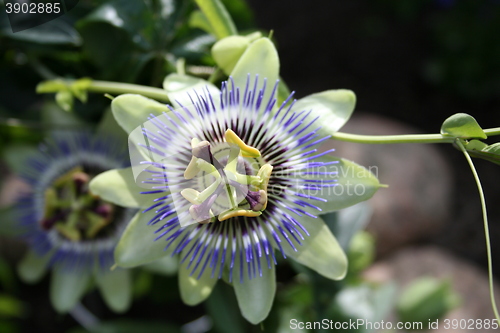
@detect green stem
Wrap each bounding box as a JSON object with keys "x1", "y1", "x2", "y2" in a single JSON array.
[
  {"x1": 331, "y1": 127, "x2": 500, "y2": 144},
  {"x1": 86, "y1": 80, "x2": 170, "y2": 102},
  {"x1": 456, "y1": 139, "x2": 500, "y2": 324}
]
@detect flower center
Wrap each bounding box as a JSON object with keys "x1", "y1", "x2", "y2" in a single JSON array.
[
  {"x1": 181, "y1": 129, "x2": 272, "y2": 224},
  {"x1": 40, "y1": 167, "x2": 120, "y2": 241}
]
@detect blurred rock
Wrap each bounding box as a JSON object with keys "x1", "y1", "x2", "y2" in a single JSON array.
[
  {"x1": 364, "y1": 246, "x2": 500, "y2": 333},
  {"x1": 323, "y1": 114, "x2": 453, "y2": 256},
  {"x1": 0, "y1": 174, "x2": 30, "y2": 263},
  {"x1": 0, "y1": 174, "x2": 30, "y2": 207}
]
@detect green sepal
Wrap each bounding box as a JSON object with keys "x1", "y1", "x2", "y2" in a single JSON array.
[
  {"x1": 291, "y1": 90, "x2": 356, "y2": 136},
  {"x1": 162, "y1": 74, "x2": 220, "y2": 109},
  {"x1": 114, "y1": 210, "x2": 180, "y2": 268},
  {"x1": 288, "y1": 156, "x2": 380, "y2": 214},
  {"x1": 279, "y1": 215, "x2": 347, "y2": 280},
  {"x1": 95, "y1": 269, "x2": 132, "y2": 313},
  {"x1": 212, "y1": 36, "x2": 250, "y2": 75},
  {"x1": 229, "y1": 38, "x2": 279, "y2": 106},
  {"x1": 232, "y1": 255, "x2": 276, "y2": 324},
  {"x1": 50, "y1": 268, "x2": 91, "y2": 313},
  {"x1": 111, "y1": 94, "x2": 171, "y2": 135},
  {"x1": 89, "y1": 167, "x2": 162, "y2": 208},
  {"x1": 17, "y1": 250, "x2": 49, "y2": 284},
  {"x1": 178, "y1": 255, "x2": 218, "y2": 306}
]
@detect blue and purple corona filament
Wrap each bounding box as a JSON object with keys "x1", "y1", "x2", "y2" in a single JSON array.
[
  {"x1": 135, "y1": 76, "x2": 339, "y2": 282},
  {"x1": 17, "y1": 134, "x2": 133, "y2": 272}
]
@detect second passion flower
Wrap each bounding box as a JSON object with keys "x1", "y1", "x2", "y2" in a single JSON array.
[{"x1": 15, "y1": 132, "x2": 135, "y2": 313}]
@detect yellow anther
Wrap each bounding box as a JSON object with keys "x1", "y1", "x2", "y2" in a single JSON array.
[
  {"x1": 224, "y1": 129, "x2": 261, "y2": 158},
  {"x1": 180, "y1": 188, "x2": 202, "y2": 204},
  {"x1": 218, "y1": 208, "x2": 262, "y2": 221}
]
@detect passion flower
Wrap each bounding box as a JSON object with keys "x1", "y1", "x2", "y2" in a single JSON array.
[{"x1": 90, "y1": 37, "x2": 380, "y2": 323}]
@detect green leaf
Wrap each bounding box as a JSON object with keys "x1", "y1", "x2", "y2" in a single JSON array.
[
  {"x1": 482, "y1": 142, "x2": 500, "y2": 154},
  {"x1": 397, "y1": 277, "x2": 460, "y2": 325},
  {"x1": 17, "y1": 251, "x2": 49, "y2": 284},
  {"x1": 178, "y1": 255, "x2": 219, "y2": 306},
  {"x1": 230, "y1": 38, "x2": 279, "y2": 106},
  {"x1": 212, "y1": 36, "x2": 250, "y2": 75},
  {"x1": 322, "y1": 202, "x2": 373, "y2": 251},
  {"x1": 292, "y1": 90, "x2": 356, "y2": 136},
  {"x1": 189, "y1": 10, "x2": 214, "y2": 35},
  {"x1": 1, "y1": 19, "x2": 81, "y2": 45},
  {"x1": 77, "y1": 0, "x2": 151, "y2": 49},
  {"x1": 111, "y1": 94, "x2": 171, "y2": 134},
  {"x1": 465, "y1": 140, "x2": 500, "y2": 165},
  {"x1": 50, "y1": 268, "x2": 91, "y2": 313},
  {"x1": 232, "y1": 256, "x2": 276, "y2": 324},
  {"x1": 466, "y1": 139, "x2": 488, "y2": 151},
  {"x1": 170, "y1": 33, "x2": 216, "y2": 61},
  {"x1": 335, "y1": 282, "x2": 397, "y2": 327},
  {"x1": 441, "y1": 113, "x2": 487, "y2": 139},
  {"x1": 96, "y1": 269, "x2": 132, "y2": 313},
  {"x1": 55, "y1": 90, "x2": 73, "y2": 112},
  {"x1": 90, "y1": 168, "x2": 162, "y2": 208},
  {"x1": 347, "y1": 231, "x2": 375, "y2": 274},
  {"x1": 194, "y1": 0, "x2": 238, "y2": 39},
  {"x1": 115, "y1": 210, "x2": 179, "y2": 268},
  {"x1": 279, "y1": 215, "x2": 347, "y2": 280},
  {"x1": 162, "y1": 74, "x2": 220, "y2": 109},
  {"x1": 77, "y1": 22, "x2": 136, "y2": 75}
]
